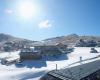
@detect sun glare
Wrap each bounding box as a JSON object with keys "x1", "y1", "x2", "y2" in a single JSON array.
[{"x1": 18, "y1": 1, "x2": 37, "y2": 19}]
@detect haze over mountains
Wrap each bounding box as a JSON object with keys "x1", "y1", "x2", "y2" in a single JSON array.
[{"x1": 0, "y1": 33, "x2": 100, "y2": 52}]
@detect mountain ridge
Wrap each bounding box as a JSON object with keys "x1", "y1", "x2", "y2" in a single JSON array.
[{"x1": 0, "y1": 33, "x2": 100, "y2": 52}]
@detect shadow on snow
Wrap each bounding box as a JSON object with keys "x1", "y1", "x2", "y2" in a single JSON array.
[
  {"x1": 17, "y1": 70, "x2": 46, "y2": 80},
  {"x1": 15, "y1": 54, "x2": 68, "y2": 68},
  {"x1": 15, "y1": 60, "x2": 47, "y2": 68},
  {"x1": 42, "y1": 54, "x2": 68, "y2": 61}
]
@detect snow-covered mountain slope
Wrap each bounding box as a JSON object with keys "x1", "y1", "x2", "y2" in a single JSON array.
[{"x1": 0, "y1": 47, "x2": 100, "y2": 80}]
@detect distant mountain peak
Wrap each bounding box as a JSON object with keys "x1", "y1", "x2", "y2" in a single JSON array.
[
  {"x1": 0, "y1": 33, "x2": 11, "y2": 37},
  {"x1": 0, "y1": 33, "x2": 35, "y2": 52},
  {"x1": 67, "y1": 34, "x2": 79, "y2": 38},
  {"x1": 0, "y1": 33, "x2": 13, "y2": 42}
]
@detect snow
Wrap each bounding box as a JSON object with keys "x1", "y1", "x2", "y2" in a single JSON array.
[
  {"x1": 0, "y1": 47, "x2": 100, "y2": 80},
  {"x1": 3, "y1": 55, "x2": 19, "y2": 62},
  {"x1": 0, "y1": 51, "x2": 20, "y2": 59}
]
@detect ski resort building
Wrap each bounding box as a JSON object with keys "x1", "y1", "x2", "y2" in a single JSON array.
[
  {"x1": 34, "y1": 43, "x2": 68, "y2": 55},
  {"x1": 20, "y1": 48, "x2": 42, "y2": 60},
  {"x1": 19, "y1": 43, "x2": 73, "y2": 60}
]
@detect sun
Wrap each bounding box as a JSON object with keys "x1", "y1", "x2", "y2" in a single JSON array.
[{"x1": 18, "y1": 1, "x2": 37, "y2": 19}]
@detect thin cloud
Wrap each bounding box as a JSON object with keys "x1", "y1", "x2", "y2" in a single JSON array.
[
  {"x1": 4, "y1": 9, "x2": 13, "y2": 14},
  {"x1": 39, "y1": 20, "x2": 52, "y2": 28}
]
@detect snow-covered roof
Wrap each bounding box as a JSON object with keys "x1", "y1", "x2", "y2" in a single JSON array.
[
  {"x1": 48, "y1": 59, "x2": 100, "y2": 80},
  {"x1": 4, "y1": 55, "x2": 20, "y2": 62}
]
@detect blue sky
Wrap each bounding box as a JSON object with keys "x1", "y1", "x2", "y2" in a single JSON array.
[{"x1": 0, "y1": 0, "x2": 100, "y2": 40}]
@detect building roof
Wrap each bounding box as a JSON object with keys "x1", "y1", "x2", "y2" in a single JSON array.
[
  {"x1": 33, "y1": 42, "x2": 67, "y2": 47},
  {"x1": 3, "y1": 55, "x2": 20, "y2": 62},
  {"x1": 48, "y1": 59, "x2": 100, "y2": 80}
]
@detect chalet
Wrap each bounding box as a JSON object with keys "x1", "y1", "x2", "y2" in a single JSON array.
[
  {"x1": 75, "y1": 39, "x2": 97, "y2": 47},
  {"x1": 34, "y1": 43, "x2": 68, "y2": 56},
  {"x1": 19, "y1": 47, "x2": 42, "y2": 60},
  {"x1": 19, "y1": 43, "x2": 71, "y2": 60}
]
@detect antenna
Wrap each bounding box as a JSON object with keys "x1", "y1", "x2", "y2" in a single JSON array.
[
  {"x1": 79, "y1": 56, "x2": 83, "y2": 79},
  {"x1": 80, "y1": 56, "x2": 82, "y2": 65},
  {"x1": 56, "y1": 64, "x2": 57, "y2": 71}
]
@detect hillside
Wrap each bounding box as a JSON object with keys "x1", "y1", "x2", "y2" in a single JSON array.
[
  {"x1": 0, "y1": 33, "x2": 100, "y2": 52},
  {"x1": 0, "y1": 33, "x2": 34, "y2": 52},
  {"x1": 43, "y1": 34, "x2": 100, "y2": 47}
]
